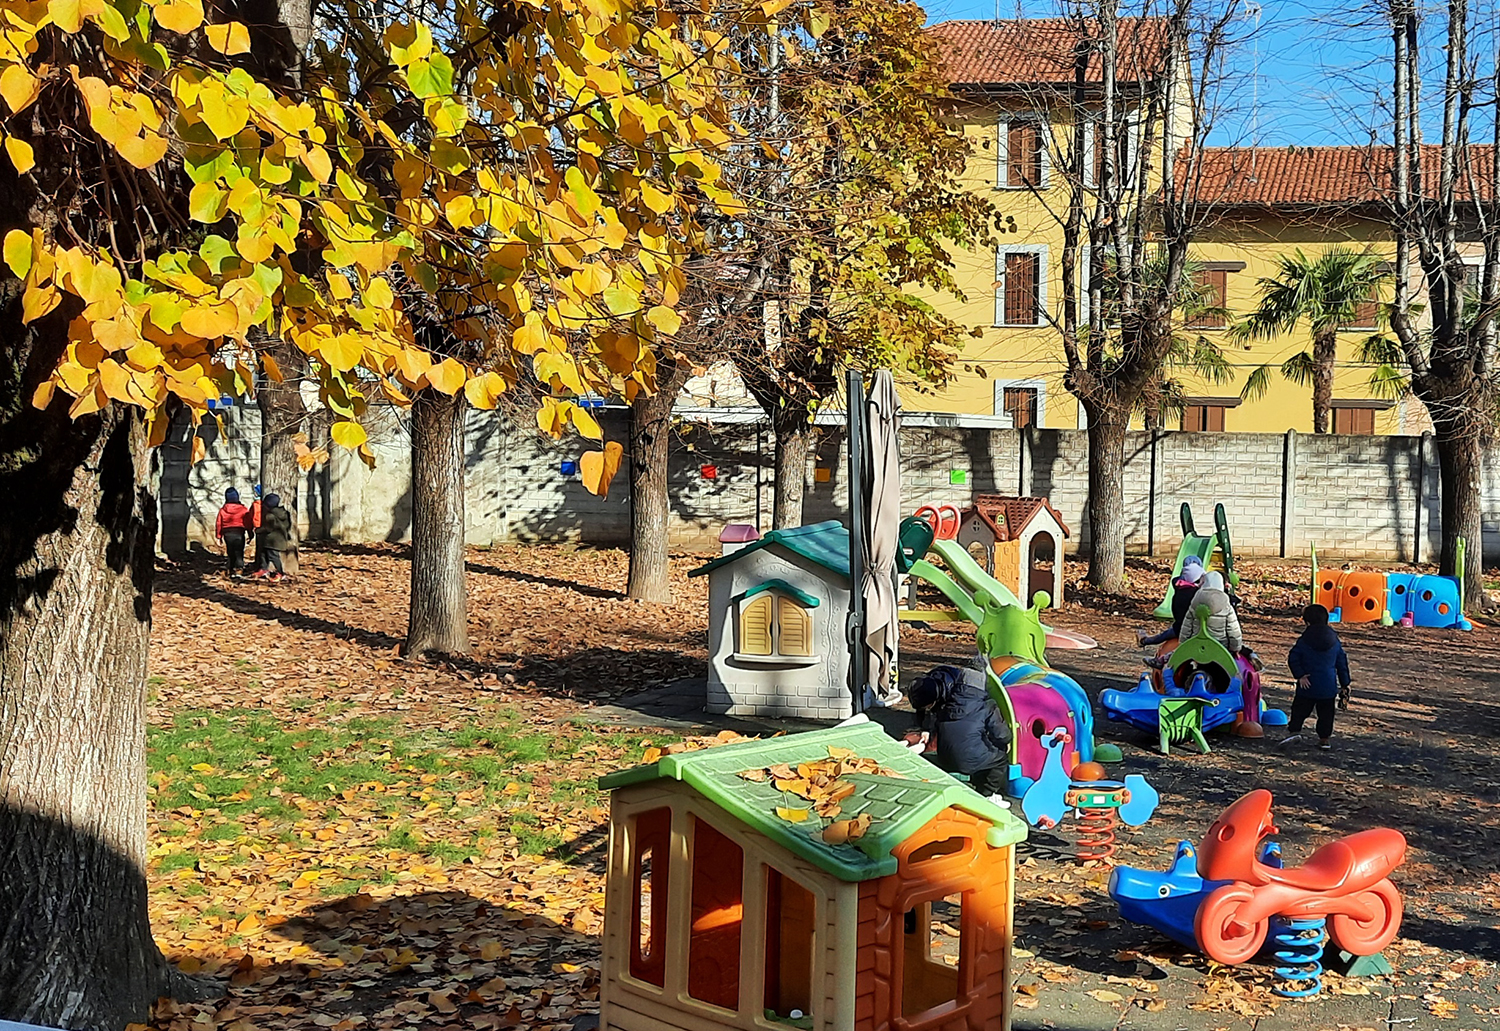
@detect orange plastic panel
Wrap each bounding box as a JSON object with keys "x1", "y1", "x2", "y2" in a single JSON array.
[
  {"x1": 1324, "y1": 570, "x2": 1386, "y2": 623},
  {"x1": 688, "y1": 817, "x2": 744, "y2": 1011},
  {"x1": 764, "y1": 867, "x2": 816, "y2": 1019},
  {"x1": 628, "y1": 807, "x2": 672, "y2": 987}
]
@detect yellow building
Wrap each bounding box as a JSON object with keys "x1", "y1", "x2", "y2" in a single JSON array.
[{"x1": 914, "y1": 19, "x2": 1430, "y2": 435}]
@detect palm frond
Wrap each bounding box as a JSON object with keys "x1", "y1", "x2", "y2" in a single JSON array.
[
  {"x1": 1280, "y1": 351, "x2": 1316, "y2": 387},
  {"x1": 1367, "y1": 363, "x2": 1411, "y2": 400},
  {"x1": 1239, "y1": 363, "x2": 1273, "y2": 402}
]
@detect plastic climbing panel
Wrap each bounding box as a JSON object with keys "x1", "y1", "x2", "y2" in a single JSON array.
[{"x1": 1316, "y1": 570, "x2": 1387, "y2": 624}]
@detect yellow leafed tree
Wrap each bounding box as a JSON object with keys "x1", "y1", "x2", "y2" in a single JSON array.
[{"x1": 0, "y1": 0, "x2": 735, "y2": 1022}]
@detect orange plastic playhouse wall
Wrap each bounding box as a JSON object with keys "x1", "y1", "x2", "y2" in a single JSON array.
[
  {"x1": 854, "y1": 807, "x2": 1015, "y2": 1031},
  {"x1": 992, "y1": 541, "x2": 1022, "y2": 603}
]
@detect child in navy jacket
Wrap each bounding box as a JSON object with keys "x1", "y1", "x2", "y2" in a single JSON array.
[{"x1": 1281, "y1": 604, "x2": 1351, "y2": 750}]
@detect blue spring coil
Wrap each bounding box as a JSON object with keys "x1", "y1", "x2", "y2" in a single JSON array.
[{"x1": 1270, "y1": 916, "x2": 1326, "y2": 998}]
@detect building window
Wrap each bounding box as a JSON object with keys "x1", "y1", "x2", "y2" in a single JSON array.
[
  {"x1": 1182, "y1": 404, "x2": 1226, "y2": 432},
  {"x1": 737, "y1": 582, "x2": 818, "y2": 659},
  {"x1": 992, "y1": 378, "x2": 1048, "y2": 428},
  {"x1": 763, "y1": 867, "x2": 816, "y2": 1022},
  {"x1": 1088, "y1": 118, "x2": 1135, "y2": 190},
  {"x1": 688, "y1": 817, "x2": 744, "y2": 1011},
  {"x1": 998, "y1": 117, "x2": 1047, "y2": 189},
  {"x1": 1185, "y1": 268, "x2": 1229, "y2": 329},
  {"x1": 994, "y1": 247, "x2": 1047, "y2": 326},
  {"x1": 1343, "y1": 285, "x2": 1381, "y2": 331},
  {"x1": 1003, "y1": 388, "x2": 1038, "y2": 428},
  {"x1": 1333, "y1": 405, "x2": 1377, "y2": 434}
]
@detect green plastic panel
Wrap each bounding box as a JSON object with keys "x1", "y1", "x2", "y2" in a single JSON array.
[
  {"x1": 599, "y1": 724, "x2": 1027, "y2": 882},
  {"x1": 739, "y1": 579, "x2": 821, "y2": 608},
  {"x1": 689, "y1": 521, "x2": 851, "y2": 579}
]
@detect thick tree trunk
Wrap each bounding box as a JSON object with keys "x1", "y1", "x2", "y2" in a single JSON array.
[
  {"x1": 772, "y1": 415, "x2": 810, "y2": 530},
  {"x1": 1084, "y1": 404, "x2": 1130, "y2": 593},
  {"x1": 628, "y1": 365, "x2": 688, "y2": 603},
  {"x1": 1433, "y1": 419, "x2": 1485, "y2": 606},
  {"x1": 1312, "y1": 331, "x2": 1336, "y2": 434},
  {"x1": 403, "y1": 313, "x2": 473, "y2": 650},
  {"x1": 406, "y1": 389, "x2": 470, "y2": 657},
  {"x1": 0, "y1": 307, "x2": 198, "y2": 1027},
  {"x1": 257, "y1": 337, "x2": 305, "y2": 574}
]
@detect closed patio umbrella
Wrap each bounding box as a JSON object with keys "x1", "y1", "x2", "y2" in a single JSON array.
[{"x1": 861, "y1": 369, "x2": 902, "y2": 706}]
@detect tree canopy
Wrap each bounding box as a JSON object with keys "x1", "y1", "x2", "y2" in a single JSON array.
[{"x1": 3, "y1": 0, "x2": 738, "y2": 492}]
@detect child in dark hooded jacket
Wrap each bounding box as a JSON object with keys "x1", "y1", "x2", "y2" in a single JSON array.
[
  {"x1": 1281, "y1": 604, "x2": 1351, "y2": 750},
  {"x1": 908, "y1": 663, "x2": 1013, "y2": 798}
]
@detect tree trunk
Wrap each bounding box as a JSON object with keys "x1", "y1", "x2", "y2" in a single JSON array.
[
  {"x1": 0, "y1": 307, "x2": 199, "y2": 1027},
  {"x1": 257, "y1": 336, "x2": 305, "y2": 574},
  {"x1": 406, "y1": 388, "x2": 470, "y2": 657},
  {"x1": 1433, "y1": 418, "x2": 1485, "y2": 606},
  {"x1": 627, "y1": 361, "x2": 690, "y2": 602},
  {"x1": 1312, "y1": 330, "x2": 1336, "y2": 434},
  {"x1": 1084, "y1": 403, "x2": 1130, "y2": 592},
  {"x1": 772, "y1": 414, "x2": 810, "y2": 530}
]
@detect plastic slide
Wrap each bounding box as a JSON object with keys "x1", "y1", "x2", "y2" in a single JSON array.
[
  {"x1": 926, "y1": 538, "x2": 1098, "y2": 650},
  {"x1": 1153, "y1": 503, "x2": 1236, "y2": 619}
]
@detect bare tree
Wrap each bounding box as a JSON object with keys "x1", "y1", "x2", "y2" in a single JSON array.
[{"x1": 1385, "y1": 0, "x2": 1497, "y2": 605}]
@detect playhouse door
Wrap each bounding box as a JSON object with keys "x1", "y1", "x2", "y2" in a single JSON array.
[{"x1": 1027, "y1": 533, "x2": 1056, "y2": 606}]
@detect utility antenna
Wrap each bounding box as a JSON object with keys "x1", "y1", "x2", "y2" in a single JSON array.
[{"x1": 1246, "y1": 1, "x2": 1262, "y2": 145}]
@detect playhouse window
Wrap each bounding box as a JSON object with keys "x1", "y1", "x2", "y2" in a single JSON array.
[
  {"x1": 764, "y1": 867, "x2": 816, "y2": 1021},
  {"x1": 901, "y1": 892, "x2": 968, "y2": 1024},
  {"x1": 688, "y1": 817, "x2": 744, "y2": 1011},
  {"x1": 629, "y1": 808, "x2": 672, "y2": 988},
  {"x1": 739, "y1": 592, "x2": 814, "y2": 658}
]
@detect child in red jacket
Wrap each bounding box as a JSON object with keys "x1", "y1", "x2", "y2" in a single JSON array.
[{"x1": 215, "y1": 488, "x2": 252, "y2": 575}]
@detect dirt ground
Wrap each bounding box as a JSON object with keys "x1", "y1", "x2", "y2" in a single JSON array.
[{"x1": 145, "y1": 542, "x2": 1500, "y2": 1031}]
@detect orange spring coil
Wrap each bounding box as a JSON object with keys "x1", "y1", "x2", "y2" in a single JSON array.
[{"x1": 1076, "y1": 806, "x2": 1118, "y2": 864}]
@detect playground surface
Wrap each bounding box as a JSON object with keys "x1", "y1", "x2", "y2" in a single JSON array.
[{"x1": 146, "y1": 544, "x2": 1500, "y2": 1031}]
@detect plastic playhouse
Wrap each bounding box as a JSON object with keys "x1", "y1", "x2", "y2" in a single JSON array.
[
  {"x1": 1101, "y1": 606, "x2": 1288, "y2": 746},
  {"x1": 597, "y1": 724, "x2": 1029, "y2": 1031},
  {"x1": 1312, "y1": 540, "x2": 1472, "y2": 630},
  {"x1": 1109, "y1": 789, "x2": 1406, "y2": 996},
  {"x1": 1154, "y1": 503, "x2": 1237, "y2": 620},
  {"x1": 917, "y1": 495, "x2": 1071, "y2": 608}
]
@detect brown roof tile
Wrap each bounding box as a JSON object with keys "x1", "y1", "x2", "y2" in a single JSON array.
[
  {"x1": 967, "y1": 495, "x2": 1071, "y2": 540},
  {"x1": 931, "y1": 18, "x2": 1171, "y2": 88},
  {"x1": 1188, "y1": 145, "x2": 1496, "y2": 208}
]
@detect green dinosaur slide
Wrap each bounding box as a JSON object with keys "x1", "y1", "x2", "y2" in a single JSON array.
[{"x1": 1153, "y1": 502, "x2": 1237, "y2": 619}]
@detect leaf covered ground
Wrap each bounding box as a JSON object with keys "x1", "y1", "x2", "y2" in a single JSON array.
[{"x1": 144, "y1": 543, "x2": 1500, "y2": 1031}]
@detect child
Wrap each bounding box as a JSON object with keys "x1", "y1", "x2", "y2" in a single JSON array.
[
  {"x1": 215, "y1": 488, "x2": 251, "y2": 575},
  {"x1": 1281, "y1": 603, "x2": 1350, "y2": 750},
  {"x1": 254, "y1": 493, "x2": 293, "y2": 581},
  {"x1": 908, "y1": 663, "x2": 1013, "y2": 800},
  {"x1": 1137, "y1": 556, "x2": 1205, "y2": 647}
]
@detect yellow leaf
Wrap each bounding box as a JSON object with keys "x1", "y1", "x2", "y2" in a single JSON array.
[
  {"x1": 572, "y1": 404, "x2": 602, "y2": 440},
  {"x1": 153, "y1": 0, "x2": 204, "y2": 34},
  {"x1": 302, "y1": 144, "x2": 332, "y2": 184},
  {"x1": 1085, "y1": 990, "x2": 1124, "y2": 1003},
  {"x1": 579, "y1": 440, "x2": 624, "y2": 498},
  {"x1": 427, "y1": 357, "x2": 466, "y2": 395},
  {"x1": 640, "y1": 181, "x2": 673, "y2": 215},
  {"x1": 115, "y1": 133, "x2": 169, "y2": 170},
  {"x1": 236, "y1": 912, "x2": 261, "y2": 933},
  {"x1": 326, "y1": 272, "x2": 353, "y2": 300},
  {"x1": 536, "y1": 396, "x2": 567, "y2": 437},
  {"x1": 204, "y1": 20, "x2": 250, "y2": 54},
  {"x1": 6, "y1": 137, "x2": 34, "y2": 174},
  {"x1": 4, "y1": 230, "x2": 33, "y2": 279},
  {"x1": 0, "y1": 66, "x2": 42, "y2": 115},
  {"x1": 21, "y1": 282, "x2": 59, "y2": 322},
  {"x1": 261, "y1": 351, "x2": 283, "y2": 382},
  {"x1": 179, "y1": 303, "x2": 238, "y2": 339},
  {"x1": 464, "y1": 371, "x2": 505, "y2": 410},
  {"x1": 330, "y1": 421, "x2": 368, "y2": 448},
  {"x1": 32, "y1": 380, "x2": 56, "y2": 409},
  {"x1": 49, "y1": 0, "x2": 84, "y2": 32},
  {"x1": 645, "y1": 305, "x2": 682, "y2": 335},
  {"x1": 364, "y1": 277, "x2": 394, "y2": 309},
  {"x1": 775, "y1": 807, "x2": 810, "y2": 823},
  {"x1": 478, "y1": 941, "x2": 507, "y2": 961},
  {"x1": 318, "y1": 333, "x2": 364, "y2": 372}
]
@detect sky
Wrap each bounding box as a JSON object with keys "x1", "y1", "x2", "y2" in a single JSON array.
[{"x1": 924, "y1": 0, "x2": 1402, "y2": 147}]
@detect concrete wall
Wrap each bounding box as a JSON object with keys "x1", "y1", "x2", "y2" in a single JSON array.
[{"x1": 159, "y1": 404, "x2": 1473, "y2": 564}]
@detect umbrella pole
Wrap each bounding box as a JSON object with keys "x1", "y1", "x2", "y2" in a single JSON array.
[{"x1": 846, "y1": 368, "x2": 866, "y2": 716}]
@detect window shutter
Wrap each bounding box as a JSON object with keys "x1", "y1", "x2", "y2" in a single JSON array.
[
  {"x1": 1004, "y1": 388, "x2": 1038, "y2": 428},
  {"x1": 1005, "y1": 252, "x2": 1039, "y2": 325},
  {"x1": 740, "y1": 595, "x2": 772, "y2": 655},
  {"x1": 776, "y1": 597, "x2": 811, "y2": 656},
  {"x1": 1008, "y1": 122, "x2": 1041, "y2": 187},
  {"x1": 1207, "y1": 405, "x2": 1225, "y2": 432},
  {"x1": 1187, "y1": 268, "x2": 1228, "y2": 329}
]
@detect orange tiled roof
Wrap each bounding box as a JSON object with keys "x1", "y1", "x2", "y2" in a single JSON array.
[
  {"x1": 930, "y1": 18, "x2": 1171, "y2": 88},
  {"x1": 1189, "y1": 145, "x2": 1496, "y2": 208}
]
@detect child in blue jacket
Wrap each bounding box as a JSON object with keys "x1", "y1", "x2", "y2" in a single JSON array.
[
  {"x1": 1281, "y1": 604, "x2": 1351, "y2": 750},
  {"x1": 909, "y1": 664, "x2": 1013, "y2": 798}
]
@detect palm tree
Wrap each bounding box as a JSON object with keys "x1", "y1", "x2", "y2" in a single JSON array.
[{"x1": 1236, "y1": 248, "x2": 1394, "y2": 433}]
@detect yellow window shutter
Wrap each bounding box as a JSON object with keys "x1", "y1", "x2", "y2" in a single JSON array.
[
  {"x1": 776, "y1": 597, "x2": 811, "y2": 656},
  {"x1": 740, "y1": 595, "x2": 773, "y2": 655}
]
